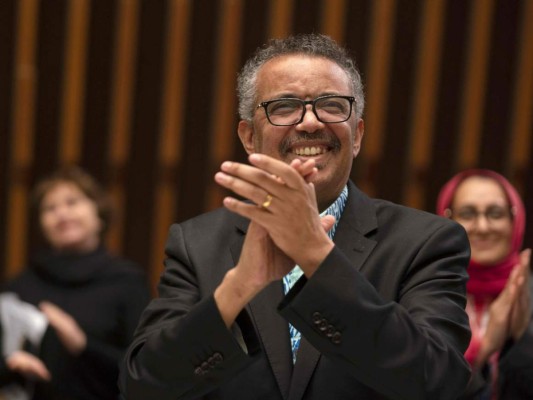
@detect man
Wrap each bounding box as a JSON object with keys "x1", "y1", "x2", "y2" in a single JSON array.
[{"x1": 120, "y1": 34, "x2": 471, "y2": 399}]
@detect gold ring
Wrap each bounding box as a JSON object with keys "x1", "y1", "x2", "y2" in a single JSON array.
[{"x1": 261, "y1": 194, "x2": 273, "y2": 209}]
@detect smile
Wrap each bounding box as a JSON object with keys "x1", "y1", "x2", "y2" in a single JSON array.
[{"x1": 292, "y1": 145, "x2": 328, "y2": 156}]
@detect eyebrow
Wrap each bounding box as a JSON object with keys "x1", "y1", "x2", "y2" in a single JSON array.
[
  {"x1": 455, "y1": 204, "x2": 509, "y2": 210},
  {"x1": 267, "y1": 92, "x2": 343, "y2": 100}
]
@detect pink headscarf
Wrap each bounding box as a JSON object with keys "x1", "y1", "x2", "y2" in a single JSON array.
[{"x1": 436, "y1": 169, "x2": 526, "y2": 299}]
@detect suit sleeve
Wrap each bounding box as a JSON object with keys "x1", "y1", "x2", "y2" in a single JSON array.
[
  {"x1": 119, "y1": 224, "x2": 260, "y2": 400},
  {"x1": 278, "y1": 220, "x2": 472, "y2": 400}
]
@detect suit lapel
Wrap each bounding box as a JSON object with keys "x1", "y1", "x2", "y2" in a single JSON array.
[
  {"x1": 249, "y1": 283, "x2": 293, "y2": 399},
  {"x1": 287, "y1": 337, "x2": 320, "y2": 400},
  {"x1": 230, "y1": 218, "x2": 293, "y2": 400},
  {"x1": 286, "y1": 182, "x2": 378, "y2": 400},
  {"x1": 333, "y1": 182, "x2": 378, "y2": 273},
  {"x1": 228, "y1": 182, "x2": 378, "y2": 400}
]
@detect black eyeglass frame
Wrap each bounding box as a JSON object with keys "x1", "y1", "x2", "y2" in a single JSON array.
[
  {"x1": 256, "y1": 95, "x2": 356, "y2": 126},
  {"x1": 444, "y1": 205, "x2": 516, "y2": 222}
]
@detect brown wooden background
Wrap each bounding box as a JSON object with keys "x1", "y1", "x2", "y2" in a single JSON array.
[{"x1": 1, "y1": 0, "x2": 532, "y2": 294}]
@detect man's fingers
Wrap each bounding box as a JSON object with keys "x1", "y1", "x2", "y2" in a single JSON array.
[
  {"x1": 215, "y1": 171, "x2": 274, "y2": 208},
  {"x1": 321, "y1": 215, "x2": 336, "y2": 233},
  {"x1": 248, "y1": 153, "x2": 307, "y2": 189}
]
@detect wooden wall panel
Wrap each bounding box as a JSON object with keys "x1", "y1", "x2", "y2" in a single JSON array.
[
  {"x1": 344, "y1": 0, "x2": 371, "y2": 186},
  {"x1": 1, "y1": 0, "x2": 532, "y2": 291},
  {"x1": 516, "y1": 0, "x2": 533, "y2": 253},
  {"x1": 59, "y1": 0, "x2": 91, "y2": 166},
  {"x1": 0, "y1": 0, "x2": 19, "y2": 280},
  {"x1": 81, "y1": 0, "x2": 118, "y2": 180},
  {"x1": 508, "y1": 0, "x2": 533, "y2": 192},
  {"x1": 404, "y1": 0, "x2": 446, "y2": 210},
  {"x1": 425, "y1": 0, "x2": 470, "y2": 212},
  {"x1": 478, "y1": 0, "x2": 521, "y2": 172},
  {"x1": 176, "y1": 0, "x2": 219, "y2": 223},
  {"x1": 26, "y1": 0, "x2": 68, "y2": 254},
  {"x1": 457, "y1": 0, "x2": 494, "y2": 170},
  {"x1": 377, "y1": 0, "x2": 422, "y2": 203},
  {"x1": 292, "y1": 0, "x2": 320, "y2": 35},
  {"x1": 4, "y1": 0, "x2": 40, "y2": 279},
  {"x1": 357, "y1": 0, "x2": 395, "y2": 196},
  {"x1": 234, "y1": 0, "x2": 270, "y2": 165},
  {"x1": 268, "y1": 0, "x2": 293, "y2": 38},
  {"x1": 122, "y1": 0, "x2": 167, "y2": 271},
  {"x1": 321, "y1": 0, "x2": 347, "y2": 42},
  {"x1": 151, "y1": 0, "x2": 191, "y2": 291},
  {"x1": 107, "y1": 0, "x2": 140, "y2": 253},
  {"x1": 206, "y1": 0, "x2": 244, "y2": 211}
]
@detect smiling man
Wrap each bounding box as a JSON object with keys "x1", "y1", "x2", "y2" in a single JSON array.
[{"x1": 120, "y1": 34, "x2": 472, "y2": 400}]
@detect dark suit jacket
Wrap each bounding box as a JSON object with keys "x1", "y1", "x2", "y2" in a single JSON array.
[{"x1": 120, "y1": 182, "x2": 471, "y2": 400}]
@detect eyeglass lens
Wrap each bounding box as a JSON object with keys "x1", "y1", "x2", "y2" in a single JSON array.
[
  {"x1": 265, "y1": 96, "x2": 352, "y2": 126},
  {"x1": 453, "y1": 206, "x2": 512, "y2": 223}
]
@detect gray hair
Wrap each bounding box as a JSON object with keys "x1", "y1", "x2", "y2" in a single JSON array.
[{"x1": 237, "y1": 33, "x2": 365, "y2": 122}]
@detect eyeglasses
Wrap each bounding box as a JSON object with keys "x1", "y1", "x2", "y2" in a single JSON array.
[
  {"x1": 446, "y1": 206, "x2": 514, "y2": 225},
  {"x1": 257, "y1": 95, "x2": 355, "y2": 126}
]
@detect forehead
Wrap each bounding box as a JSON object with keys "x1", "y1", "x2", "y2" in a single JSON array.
[
  {"x1": 255, "y1": 55, "x2": 352, "y2": 99},
  {"x1": 453, "y1": 176, "x2": 508, "y2": 207},
  {"x1": 42, "y1": 182, "x2": 84, "y2": 202}
]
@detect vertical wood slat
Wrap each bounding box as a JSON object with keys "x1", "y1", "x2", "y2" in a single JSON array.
[
  {"x1": 404, "y1": 0, "x2": 445, "y2": 209},
  {"x1": 268, "y1": 0, "x2": 294, "y2": 38},
  {"x1": 122, "y1": 0, "x2": 167, "y2": 271},
  {"x1": 320, "y1": 0, "x2": 347, "y2": 43},
  {"x1": 107, "y1": 0, "x2": 139, "y2": 253},
  {"x1": 150, "y1": 0, "x2": 191, "y2": 291},
  {"x1": 358, "y1": 0, "x2": 396, "y2": 196},
  {"x1": 508, "y1": 0, "x2": 533, "y2": 192},
  {"x1": 5, "y1": 0, "x2": 40, "y2": 278},
  {"x1": 175, "y1": 1, "x2": 218, "y2": 223},
  {"x1": 457, "y1": 0, "x2": 495, "y2": 170},
  {"x1": 59, "y1": 0, "x2": 91, "y2": 165},
  {"x1": 206, "y1": 0, "x2": 244, "y2": 211}
]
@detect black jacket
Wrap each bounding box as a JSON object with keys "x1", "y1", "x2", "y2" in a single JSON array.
[
  {"x1": 2, "y1": 247, "x2": 150, "y2": 400},
  {"x1": 120, "y1": 182, "x2": 471, "y2": 400}
]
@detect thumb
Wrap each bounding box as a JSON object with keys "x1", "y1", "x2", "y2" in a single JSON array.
[{"x1": 320, "y1": 215, "x2": 336, "y2": 233}]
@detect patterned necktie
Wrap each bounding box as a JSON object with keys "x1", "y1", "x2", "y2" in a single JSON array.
[{"x1": 282, "y1": 186, "x2": 348, "y2": 363}]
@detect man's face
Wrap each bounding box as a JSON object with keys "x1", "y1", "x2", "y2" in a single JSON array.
[{"x1": 238, "y1": 55, "x2": 364, "y2": 210}]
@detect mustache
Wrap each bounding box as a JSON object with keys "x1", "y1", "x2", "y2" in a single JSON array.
[{"x1": 279, "y1": 132, "x2": 342, "y2": 155}]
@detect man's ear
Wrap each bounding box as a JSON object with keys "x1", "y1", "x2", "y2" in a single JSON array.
[
  {"x1": 238, "y1": 120, "x2": 255, "y2": 155},
  {"x1": 353, "y1": 118, "x2": 364, "y2": 158}
]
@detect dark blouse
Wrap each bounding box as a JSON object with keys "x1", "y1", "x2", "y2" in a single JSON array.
[{"x1": 2, "y1": 247, "x2": 151, "y2": 400}]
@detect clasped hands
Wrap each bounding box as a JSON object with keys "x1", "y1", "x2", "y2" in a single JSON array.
[
  {"x1": 213, "y1": 154, "x2": 335, "y2": 327},
  {"x1": 475, "y1": 249, "x2": 532, "y2": 368}
]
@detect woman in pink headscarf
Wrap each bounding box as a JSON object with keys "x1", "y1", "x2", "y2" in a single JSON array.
[{"x1": 437, "y1": 169, "x2": 532, "y2": 400}]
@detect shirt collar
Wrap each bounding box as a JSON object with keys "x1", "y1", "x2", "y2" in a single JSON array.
[{"x1": 320, "y1": 185, "x2": 348, "y2": 240}]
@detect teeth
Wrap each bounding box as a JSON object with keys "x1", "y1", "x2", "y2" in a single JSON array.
[{"x1": 294, "y1": 146, "x2": 326, "y2": 156}]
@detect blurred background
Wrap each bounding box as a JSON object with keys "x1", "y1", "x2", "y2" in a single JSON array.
[{"x1": 1, "y1": 0, "x2": 532, "y2": 293}]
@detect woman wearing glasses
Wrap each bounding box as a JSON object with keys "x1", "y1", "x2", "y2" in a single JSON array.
[{"x1": 437, "y1": 169, "x2": 532, "y2": 399}]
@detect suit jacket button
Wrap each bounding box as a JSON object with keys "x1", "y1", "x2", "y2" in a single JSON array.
[
  {"x1": 208, "y1": 356, "x2": 216, "y2": 367},
  {"x1": 331, "y1": 332, "x2": 342, "y2": 344},
  {"x1": 201, "y1": 361, "x2": 209, "y2": 371},
  {"x1": 213, "y1": 352, "x2": 223, "y2": 363},
  {"x1": 312, "y1": 312, "x2": 322, "y2": 324},
  {"x1": 194, "y1": 367, "x2": 204, "y2": 376},
  {"x1": 318, "y1": 320, "x2": 328, "y2": 331},
  {"x1": 326, "y1": 325, "x2": 336, "y2": 337}
]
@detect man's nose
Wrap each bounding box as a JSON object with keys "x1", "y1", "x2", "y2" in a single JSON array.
[{"x1": 296, "y1": 105, "x2": 324, "y2": 131}]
